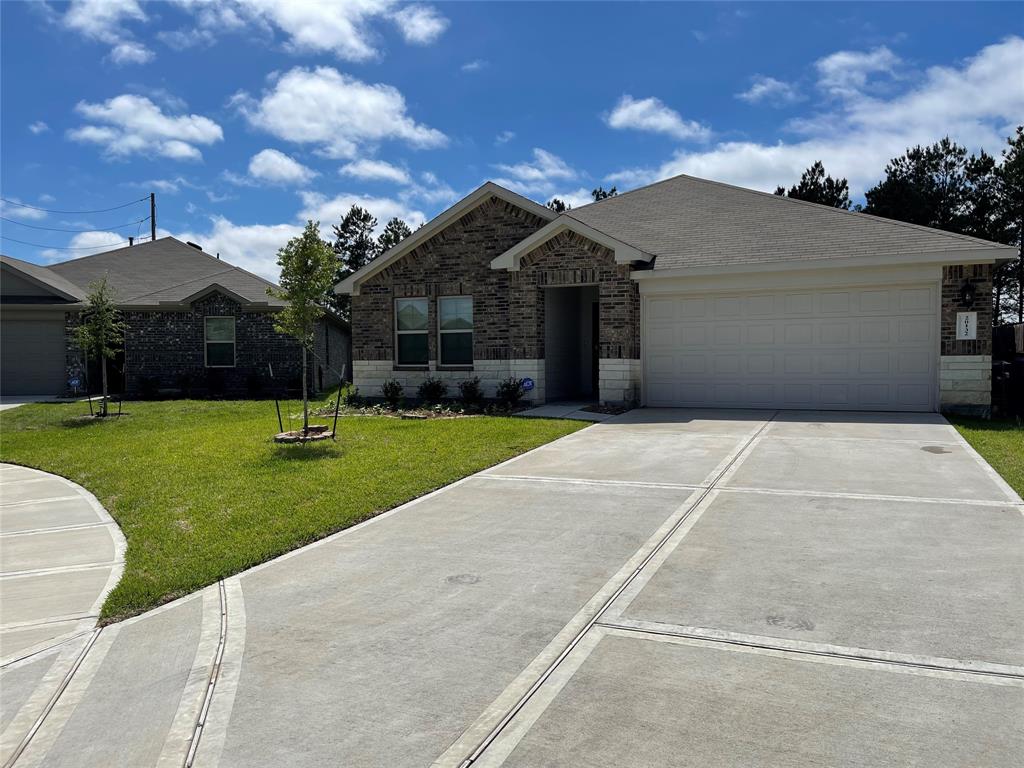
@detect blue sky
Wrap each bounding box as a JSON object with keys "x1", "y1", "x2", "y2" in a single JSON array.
[{"x1": 2, "y1": 1, "x2": 1022, "y2": 280}]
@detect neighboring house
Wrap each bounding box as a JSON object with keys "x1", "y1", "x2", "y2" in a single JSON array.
[
  {"x1": 1, "y1": 238, "x2": 350, "y2": 398},
  {"x1": 338, "y1": 176, "x2": 1016, "y2": 415}
]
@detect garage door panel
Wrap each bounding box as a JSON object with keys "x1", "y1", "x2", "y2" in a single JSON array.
[
  {"x1": 644, "y1": 284, "x2": 936, "y2": 411},
  {"x1": 1, "y1": 316, "x2": 66, "y2": 396}
]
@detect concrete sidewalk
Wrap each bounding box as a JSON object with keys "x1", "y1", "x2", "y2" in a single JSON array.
[{"x1": 2, "y1": 410, "x2": 1021, "y2": 767}]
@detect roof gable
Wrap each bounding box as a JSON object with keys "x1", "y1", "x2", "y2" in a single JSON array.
[
  {"x1": 336, "y1": 182, "x2": 556, "y2": 295},
  {"x1": 0, "y1": 254, "x2": 86, "y2": 302}
]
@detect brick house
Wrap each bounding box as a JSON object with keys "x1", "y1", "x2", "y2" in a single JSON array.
[
  {"x1": 338, "y1": 175, "x2": 1014, "y2": 415},
  {"x1": 1, "y1": 238, "x2": 349, "y2": 398}
]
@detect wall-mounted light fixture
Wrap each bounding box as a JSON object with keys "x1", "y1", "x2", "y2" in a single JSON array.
[{"x1": 958, "y1": 279, "x2": 976, "y2": 309}]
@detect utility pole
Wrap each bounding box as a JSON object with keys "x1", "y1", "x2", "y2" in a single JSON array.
[{"x1": 150, "y1": 192, "x2": 156, "y2": 242}]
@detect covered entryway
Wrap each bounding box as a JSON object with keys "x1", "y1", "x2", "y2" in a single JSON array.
[
  {"x1": 0, "y1": 312, "x2": 67, "y2": 396},
  {"x1": 643, "y1": 283, "x2": 938, "y2": 411},
  {"x1": 544, "y1": 286, "x2": 600, "y2": 401}
]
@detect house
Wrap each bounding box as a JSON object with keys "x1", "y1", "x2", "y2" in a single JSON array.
[
  {"x1": 337, "y1": 176, "x2": 1015, "y2": 415},
  {"x1": 1, "y1": 238, "x2": 350, "y2": 398}
]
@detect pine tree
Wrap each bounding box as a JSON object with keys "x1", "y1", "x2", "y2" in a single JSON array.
[
  {"x1": 377, "y1": 217, "x2": 413, "y2": 252},
  {"x1": 331, "y1": 206, "x2": 379, "y2": 319},
  {"x1": 774, "y1": 161, "x2": 851, "y2": 209}
]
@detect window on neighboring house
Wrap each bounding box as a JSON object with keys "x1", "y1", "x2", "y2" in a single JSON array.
[
  {"x1": 395, "y1": 298, "x2": 428, "y2": 365},
  {"x1": 205, "y1": 316, "x2": 236, "y2": 367},
  {"x1": 439, "y1": 296, "x2": 473, "y2": 366}
]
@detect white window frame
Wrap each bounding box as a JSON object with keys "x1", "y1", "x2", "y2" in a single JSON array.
[
  {"x1": 204, "y1": 316, "x2": 236, "y2": 368},
  {"x1": 395, "y1": 297, "x2": 429, "y2": 367},
  {"x1": 437, "y1": 295, "x2": 473, "y2": 368}
]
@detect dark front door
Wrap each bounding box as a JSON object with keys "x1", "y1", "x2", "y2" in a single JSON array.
[{"x1": 591, "y1": 301, "x2": 600, "y2": 396}]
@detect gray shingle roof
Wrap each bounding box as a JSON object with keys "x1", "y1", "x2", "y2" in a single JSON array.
[
  {"x1": 47, "y1": 237, "x2": 284, "y2": 307},
  {"x1": 564, "y1": 174, "x2": 1016, "y2": 270},
  {"x1": 1, "y1": 254, "x2": 87, "y2": 301}
]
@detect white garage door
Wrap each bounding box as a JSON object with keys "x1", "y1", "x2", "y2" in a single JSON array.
[{"x1": 644, "y1": 284, "x2": 938, "y2": 411}]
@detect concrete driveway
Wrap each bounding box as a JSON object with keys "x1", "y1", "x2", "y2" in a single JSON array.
[{"x1": 1, "y1": 410, "x2": 1021, "y2": 767}]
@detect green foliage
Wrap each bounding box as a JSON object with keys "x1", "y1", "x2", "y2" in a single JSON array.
[
  {"x1": 381, "y1": 378, "x2": 404, "y2": 408},
  {"x1": 546, "y1": 198, "x2": 569, "y2": 212},
  {"x1": 458, "y1": 377, "x2": 484, "y2": 406},
  {"x1": 496, "y1": 376, "x2": 526, "y2": 406},
  {"x1": 591, "y1": 186, "x2": 617, "y2": 201},
  {"x1": 377, "y1": 217, "x2": 413, "y2": 252},
  {"x1": 773, "y1": 161, "x2": 851, "y2": 209},
  {"x1": 268, "y1": 220, "x2": 336, "y2": 347},
  {"x1": 0, "y1": 400, "x2": 583, "y2": 620},
  {"x1": 74, "y1": 276, "x2": 125, "y2": 362},
  {"x1": 417, "y1": 376, "x2": 448, "y2": 404}
]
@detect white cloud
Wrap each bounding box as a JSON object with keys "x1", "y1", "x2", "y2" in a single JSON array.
[
  {"x1": 605, "y1": 95, "x2": 711, "y2": 141},
  {"x1": 299, "y1": 191, "x2": 426, "y2": 232},
  {"x1": 391, "y1": 4, "x2": 449, "y2": 44},
  {"x1": 815, "y1": 46, "x2": 900, "y2": 97},
  {"x1": 108, "y1": 40, "x2": 154, "y2": 65},
  {"x1": 142, "y1": 178, "x2": 186, "y2": 194},
  {"x1": 493, "y1": 148, "x2": 577, "y2": 198},
  {"x1": 339, "y1": 158, "x2": 411, "y2": 185},
  {"x1": 248, "y1": 148, "x2": 318, "y2": 185},
  {"x1": 736, "y1": 75, "x2": 802, "y2": 106},
  {"x1": 62, "y1": 0, "x2": 152, "y2": 63},
  {"x1": 495, "y1": 130, "x2": 516, "y2": 146},
  {"x1": 39, "y1": 194, "x2": 57, "y2": 203},
  {"x1": 28, "y1": 121, "x2": 50, "y2": 134},
  {"x1": 234, "y1": 66, "x2": 446, "y2": 159},
  {"x1": 0, "y1": 198, "x2": 47, "y2": 221},
  {"x1": 39, "y1": 230, "x2": 128, "y2": 262},
  {"x1": 173, "y1": 216, "x2": 303, "y2": 281},
  {"x1": 548, "y1": 187, "x2": 594, "y2": 210},
  {"x1": 68, "y1": 94, "x2": 223, "y2": 161},
  {"x1": 461, "y1": 59, "x2": 487, "y2": 73},
  {"x1": 607, "y1": 37, "x2": 1024, "y2": 199},
  {"x1": 410, "y1": 172, "x2": 457, "y2": 204}
]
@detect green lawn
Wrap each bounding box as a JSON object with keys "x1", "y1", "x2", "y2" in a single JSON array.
[
  {"x1": 949, "y1": 415, "x2": 1024, "y2": 498},
  {"x1": 0, "y1": 399, "x2": 584, "y2": 622}
]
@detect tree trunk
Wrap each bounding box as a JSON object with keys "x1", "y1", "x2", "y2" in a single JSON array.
[
  {"x1": 302, "y1": 344, "x2": 309, "y2": 434},
  {"x1": 101, "y1": 356, "x2": 109, "y2": 418}
]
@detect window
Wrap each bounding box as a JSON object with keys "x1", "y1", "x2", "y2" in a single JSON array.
[
  {"x1": 205, "y1": 317, "x2": 235, "y2": 367},
  {"x1": 395, "y1": 298, "x2": 428, "y2": 366},
  {"x1": 439, "y1": 296, "x2": 473, "y2": 366}
]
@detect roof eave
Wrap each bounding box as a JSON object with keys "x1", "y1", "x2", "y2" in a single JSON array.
[
  {"x1": 629, "y1": 246, "x2": 1013, "y2": 280},
  {"x1": 337, "y1": 182, "x2": 557, "y2": 296}
]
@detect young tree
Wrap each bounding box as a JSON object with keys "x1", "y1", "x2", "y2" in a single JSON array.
[
  {"x1": 269, "y1": 220, "x2": 337, "y2": 434},
  {"x1": 331, "y1": 205, "x2": 379, "y2": 319},
  {"x1": 774, "y1": 161, "x2": 851, "y2": 209},
  {"x1": 592, "y1": 186, "x2": 618, "y2": 201},
  {"x1": 546, "y1": 198, "x2": 570, "y2": 212},
  {"x1": 74, "y1": 277, "x2": 125, "y2": 417},
  {"x1": 377, "y1": 216, "x2": 413, "y2": 252}
]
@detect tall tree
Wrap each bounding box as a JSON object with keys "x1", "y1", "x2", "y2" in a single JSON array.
[
  {"x1": 268, "y1": 220, "x2": 337, "y2": 435},
  {"x1": 995, "y1": 127, "x2": 1024, "y2": 323},
  {"x1": 546, "y1": 198, "x2": 569, "y2": 212},
  {"x1": 863, "y1": 137, "x2": 971, "y2": 231},
  {"x1": 592, "y1": 186, "x2": 618, "y2": 201},
  {"x1": 377, "y1": 217, "x2": 413, "y2": 252},
  {"x1": 331, "y1": 205, "x2": 379, "y2": 319},
  {"x1": 774, "y1": 161, "x2": 851, "y2": 209},
  {"x1": 74, "y1": 277, "x2": 125, "y2": 418}
]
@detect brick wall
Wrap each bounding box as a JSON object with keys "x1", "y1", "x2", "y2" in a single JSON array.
[
  {"x1": 939, "y1": 264, "x2": 993, "y2": 416},
  {"x1": 352, "y1": 196, "x2": 548, "y2": 363}
]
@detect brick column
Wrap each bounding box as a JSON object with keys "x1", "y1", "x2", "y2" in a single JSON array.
[{"x1": 939, "y1": 264, "x2": 993, "y2": 417}]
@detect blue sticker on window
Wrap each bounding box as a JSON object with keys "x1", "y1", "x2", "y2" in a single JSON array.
[{"x1": 522, "y1": 377, "x2": 535, "y2": 391}]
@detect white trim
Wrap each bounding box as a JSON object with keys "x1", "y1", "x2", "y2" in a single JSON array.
[
  {"x1": 437, "y1": 295, "x2": 473, "y2": 368},
  {"x1": 394, "y1": 297, "x2": 429, "y2": 367},
  {"x1": 336, "y1": 182, "x2": 555, "y2": 296},
  {"x1": 203, "y1": 316, "x2": 236, "y2": 368},
  {"x1": 491, "y1": 218, "x2": 653, "y2": 272},
  {"x1": 630, "y1": 247, "x2": 1006, "y2": 281}
]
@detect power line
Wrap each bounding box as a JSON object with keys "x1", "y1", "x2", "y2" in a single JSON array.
[
  {"x1": 0, "y1": 234, "x2": 152, "y2": 251},
  {"x1": 1, "y1": 215, "x2": 151, "y2": 233},
  {"x1": 0, "y1": 196, "x2": 148, "y2": 215}
]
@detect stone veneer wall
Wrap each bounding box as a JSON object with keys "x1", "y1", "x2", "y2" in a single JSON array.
[
  {"x1": 939, "y1": 264, "x2": 993, "y2": 416},
  {"x1": 65, "y1": 292, "x2": 310, "y2": 398}
]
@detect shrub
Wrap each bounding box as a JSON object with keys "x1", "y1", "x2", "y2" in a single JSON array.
[
  {"x1": 417, "y1": 376, "x2": 448, "y2": 404},
  {"x1": 458, "y1": 377, "x2": 484, "y2": 407},
  {"x1": 342, "y1": 386, "x2": 362, "y2": 407},
  {"x1": 496, "y1": 376, "x2": 526, "y2": 407},
  {"x1": 137, "y1": 375, "x2": 160, "y2": 400},
  {"x1": 381, "y1": 378, "x2": 404, "y2": 409}
]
